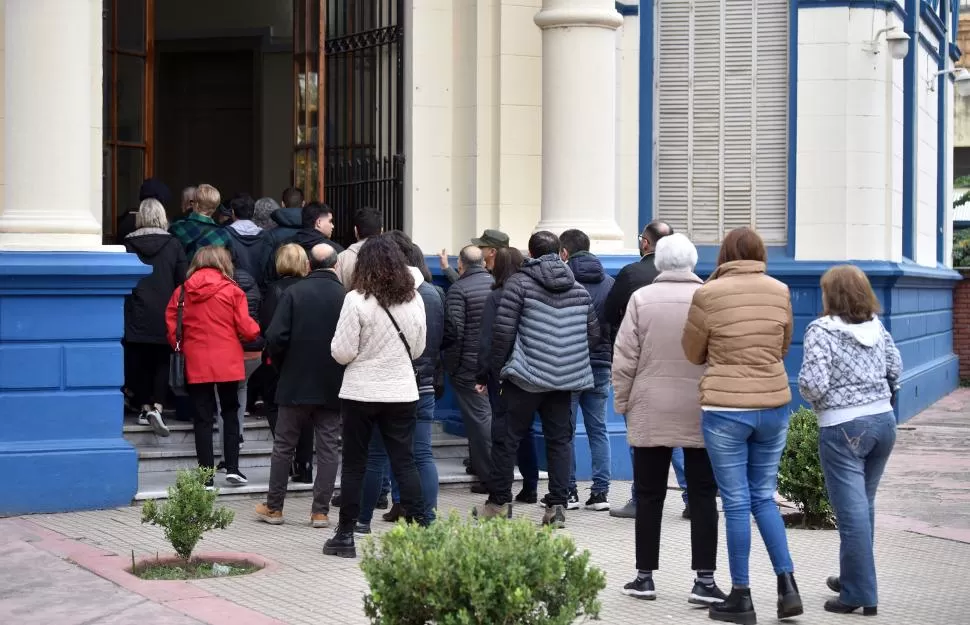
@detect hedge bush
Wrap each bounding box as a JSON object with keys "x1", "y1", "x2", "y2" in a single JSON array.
[
  {"x1": 359, "y1": 512, "x2": 606, "y2": 625},
  {"x1": 777, "y1": 407, "x2": 834, "y2": 528},
  {"x1": 141, "y1": 467, "x2": 234, "y2": 560}
]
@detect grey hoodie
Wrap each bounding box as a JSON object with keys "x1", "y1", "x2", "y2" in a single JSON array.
[{"x1": 798, "y1": 315, "x2": 902, "y2": 427}]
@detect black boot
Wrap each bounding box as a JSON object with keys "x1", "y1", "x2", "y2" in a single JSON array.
[
  {"x1": 322, "y1": 527, "x2": 356, "y2": 558},
  {"x1": 777, "y1": 572, "x2": 803, "y2": 619},
  {"x1": 709, "y1": 587, "x2": 756, "y2": 625},
  {"x1": 382, "y1": 502, "x2": 405, "y2": 522},
  {"x1": 824, "y1": 598, "x2": 877, "y2": 616}
]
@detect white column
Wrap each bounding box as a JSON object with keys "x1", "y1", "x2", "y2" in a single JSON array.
[
  {"x1": 0, "y1": 0, "x2": 102, "y2": 250},
  {"x1": 534, "y1": 0, "x2": 625, "y2": 250}
]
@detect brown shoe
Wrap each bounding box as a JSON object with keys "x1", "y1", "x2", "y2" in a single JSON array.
[
  {"x1": 255, "y1": 503, "x2": 284, "y2": 525},
  {"x1": 541, "y1": 505, "x2": 566, "y2": 528},
  {"x1": 472, "y1": 501, "x2": 512, "y2": 520},
  {"x1": 310, "y1": 513, "x2": 330, "y2": 528}
]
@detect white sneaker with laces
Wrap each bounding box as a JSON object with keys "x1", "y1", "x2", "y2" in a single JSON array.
[{"x1": 147, "y1": 408, "x2": 170, "y2": 437}]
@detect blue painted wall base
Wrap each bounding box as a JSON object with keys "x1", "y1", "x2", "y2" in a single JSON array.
[
  {"x1": 429, "y1": 254, "x2": 960, "y2": 484},
  {"x1": 0, "y1": 251, "x2": 150, "y2": 515}
]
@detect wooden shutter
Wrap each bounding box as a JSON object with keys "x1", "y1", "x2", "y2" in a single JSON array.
[{"x1": 655, "y1": 0, "x2": 789, "y2": 244}]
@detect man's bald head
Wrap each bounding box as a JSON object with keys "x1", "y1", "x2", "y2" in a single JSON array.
[
  {"x1": 640, "y1": 220, "x2": 673, "y2": 256},
  {"x1": 458, "y1": 245, "x2": 485, "y2": 275},
  {"x1": 310, "y1": 243, "x2": 337, "y2": 270}
]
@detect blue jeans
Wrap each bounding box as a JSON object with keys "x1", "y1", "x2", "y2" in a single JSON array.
[
  {"x1": 671, "y1": 447, "x2": 689, "y2": 505},
  {"x1": 359, "y1": 393, "x2": 438, "y2": 523},
  {"x1": 569, "y1": 366, "x2": 612, "y2": 495},
  {"x1": 703, "y1": 408, "x2": 795, "y2": 587},
  {"x1": 819, "y1": 411, "x2": 896, "y2": 607}
]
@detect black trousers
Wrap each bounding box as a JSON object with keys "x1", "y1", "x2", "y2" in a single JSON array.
[
  {"x1": 188, "y1": 382, "x2": 241, "y2": 473},
  {"x1": 126, "y1": 343, "x2": 171, "y2": 408},
  {"x1": 634, "y1": 446, "x2": 718, "y2": 572},
  {"x1": 488, "y1": 382, "x2": 573, "y2": 507},
  {"x1": 337, "y1": 399, "x2": 425, "y2": 529}
]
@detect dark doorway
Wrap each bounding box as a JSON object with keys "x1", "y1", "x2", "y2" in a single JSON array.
[{"x1": 155, "y1": 46, "x2": 259, "y2": 213}]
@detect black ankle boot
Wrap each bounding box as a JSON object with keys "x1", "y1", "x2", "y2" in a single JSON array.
[
  {"x1": 322, "y1": 527, "x2": 356, "y2": 558},
  {"x1": 824, "y1": 598, "x2": 877, "y2": 616},
  {"x1": 777, "y1": 572, "x2": 803, "y2": 619},
  {"x1": 709, "y1": 587, "x2": 756, "y2": 625}
]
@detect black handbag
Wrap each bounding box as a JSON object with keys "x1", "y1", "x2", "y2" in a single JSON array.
[
  {"x1": 382, "y1": 306, "x2": 421, "y2": 388},
  {"x1": 169, "y1": 286, "x2": 188, "y2": 396}
]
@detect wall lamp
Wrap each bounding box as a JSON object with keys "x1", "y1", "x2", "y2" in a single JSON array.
[
  {"x1": 926, "y1": 67, "x2": 970, "y2": 96},
  {"x1": 866, "y1": 26, "x2": 910, "y2": 60}
]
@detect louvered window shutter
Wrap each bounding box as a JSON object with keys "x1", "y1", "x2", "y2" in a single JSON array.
[{"x1": 655, "y1": 0, "x2": 789, "y2": 245}]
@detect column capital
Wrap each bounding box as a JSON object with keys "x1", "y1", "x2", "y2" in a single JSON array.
[{"x1": 535, "y1": 0, "x2": 624, "y2": 31}]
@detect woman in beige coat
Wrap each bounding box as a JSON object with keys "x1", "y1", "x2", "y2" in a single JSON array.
[{"x1": 612, "y1": 233, "x2": 725, "y2": 606}]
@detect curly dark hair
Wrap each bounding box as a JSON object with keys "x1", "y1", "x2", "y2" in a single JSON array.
[{"x1": 352, "y1": 234, "x2": 416, "y2": 307}]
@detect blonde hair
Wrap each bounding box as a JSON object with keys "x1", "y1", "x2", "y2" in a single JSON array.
[
  {"x1": 275, "y1": 243, "x2": 310, "y2": 278},
  {"x1": 195, "y1": 184, "x2": 221, "y2": 216},
  {"x1": 135, "y1": 198, "x2": 168, "y2": 230},
  {"x1": 188, "y1": 245, "x2": 234, "y2": 279}
]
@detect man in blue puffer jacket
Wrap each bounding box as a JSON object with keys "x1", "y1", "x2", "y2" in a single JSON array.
[
  {"x1": 560, "y1": 229, "x2": 614, "y2": 512},
  {"x1": 475, "y1": 231, "x2": 599, "y2": 528}
]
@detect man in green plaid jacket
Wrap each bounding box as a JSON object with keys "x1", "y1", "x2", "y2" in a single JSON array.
[{"x1": 170, "y1": 183, "x2": 231, "y2": 259}]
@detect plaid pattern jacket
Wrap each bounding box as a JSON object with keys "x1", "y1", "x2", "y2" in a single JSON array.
[{"x1": 169, "y1": 213, "x2": 231, "y2": 259}]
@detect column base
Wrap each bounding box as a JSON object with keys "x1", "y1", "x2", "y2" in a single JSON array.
[
  {"x1": 533, "y1": 218, "x2": 625, "y2": 250},
  {"x1": 0, "y1": 251, "x2": 150, "y2": 515}
]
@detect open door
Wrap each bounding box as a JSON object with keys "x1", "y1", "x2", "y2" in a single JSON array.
[
  {"x1": 103, "y1": 0, "x2": 155, "y2": 243},
  {"x1": 293, "y1": 0, "x2": 326, "y2": 203}
]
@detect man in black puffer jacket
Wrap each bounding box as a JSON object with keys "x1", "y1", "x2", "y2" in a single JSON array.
[
  {"x1": 443, "y1": 245, "x2": 495, "y2": 489},
  {"x1": 561, "y1": 229, "x2": 615, "y2": 512},
  {"x1": 476, "y1": 231, "x2": 599, "y2": 528}
]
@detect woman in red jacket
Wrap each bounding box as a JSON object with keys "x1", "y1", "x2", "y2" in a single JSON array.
[{"x1": 166, "y1": 245, "x2": 261, "y2": 487}]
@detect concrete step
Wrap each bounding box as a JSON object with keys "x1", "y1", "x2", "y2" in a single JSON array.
[{"x1": 133, "y1": 457, "x2": 544, "y2": 502}]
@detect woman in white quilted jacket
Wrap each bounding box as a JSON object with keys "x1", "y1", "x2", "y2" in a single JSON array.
[{"x1": 323, "y1": 234, "x2": 427, "y2": 558}]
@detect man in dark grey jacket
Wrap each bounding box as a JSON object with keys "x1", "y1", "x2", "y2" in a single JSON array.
[
  {"x1": 475, "y1": 231, "x2": 599, "y2": 528},
  {"x1": 443, "y1": 246, "x2": 495, "y2": 490},
  {"x1": 257, "y1": 244, "x2": 345, "y2": 528}
]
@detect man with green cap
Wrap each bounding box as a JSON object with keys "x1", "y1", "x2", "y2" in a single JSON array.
[{"x1": 440, "y1": 229, "x2": 510, "y2": 283}]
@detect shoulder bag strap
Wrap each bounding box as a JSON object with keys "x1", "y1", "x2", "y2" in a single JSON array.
[
  {"x1": 382, "y1": 305, "x2": 412, "y2": 357},
  {"x1": 175, "y1": 286, "x2": 186, "y2": 352}
]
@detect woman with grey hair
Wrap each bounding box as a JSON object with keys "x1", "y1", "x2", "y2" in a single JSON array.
[
  {"x1": 612, "y1": 232, "x2": 726, "y2": 605},
  {"x1": 122, "y1": 199, "x2": 188, "y2": 437},
  {"x1": 253, "y1": 197, "x2": 280, "y2": 231}
]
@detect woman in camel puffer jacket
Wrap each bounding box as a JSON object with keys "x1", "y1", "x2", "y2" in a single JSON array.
[
  {"x1": 680, "y1": 227, "x2": 801, "y2": 624},
  {"x1": 612, "y1": 233, "x2": 726, "y2": 604}
]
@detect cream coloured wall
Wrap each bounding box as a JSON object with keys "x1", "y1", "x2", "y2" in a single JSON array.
[
  {"x1": 408, "y1": 0, "x2": 544, "y2": 254},
  {"x1": 616, "y1": 14, "x2": 639, "y2": 250},
  {"x1": 795, "y1": 6, "x2": 905, "y2": 262},
  {"x1": 916, "y1": 31, "x2": 940, "y2": 267}
]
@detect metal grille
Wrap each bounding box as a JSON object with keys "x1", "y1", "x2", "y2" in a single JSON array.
[{"x1": 324, "y1": 0, "x2": 405, "y2": 247}]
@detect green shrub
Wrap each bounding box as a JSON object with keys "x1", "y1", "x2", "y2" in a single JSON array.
[
  {"x1": 777, "y1": 407, "x2": 834, "y2": 528},
  {"x1": 141, "y1": 467, "x2": 234, "y2": 560},
  {"x1": 360, "y1": 512, "x2": 606, "y2": 625}
]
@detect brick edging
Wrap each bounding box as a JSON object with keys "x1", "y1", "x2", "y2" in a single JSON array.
[{"x1": 9, "y1": 519, "x2": 286, "y2": 625}]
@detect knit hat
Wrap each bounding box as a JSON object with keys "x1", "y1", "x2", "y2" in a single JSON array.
[{"x1": 138, "y1": 178, "x2": 171, "y2": 207}]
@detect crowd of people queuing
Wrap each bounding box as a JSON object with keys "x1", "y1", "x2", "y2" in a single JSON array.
[{"x1": 121, "y1": 176, "x2": 901, "y2": 624}]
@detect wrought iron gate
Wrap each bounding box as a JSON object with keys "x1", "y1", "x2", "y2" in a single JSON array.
[{"x1": 294, "y1": 0, "x2": 405, "y2": 248}]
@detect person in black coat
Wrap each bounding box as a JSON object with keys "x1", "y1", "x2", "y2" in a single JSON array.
[
  {"x1": 475, "y1": 246, "x2": 540, "y2": 503},
  {"x1": 443, "y1": 245, "x2": 495, "y2": 490},
  {"x1": 256, "y1": 243, "x2": 345, "y2": 527},
  {"x1": 123, "y1": 198, "x2": 187, "y2": 437},
  {"x1": 603, "y1": 220, "x2": 673, "y2": 332},
  {"x1": 225, "y1": 193, "x2": 266, "y2": 285}
]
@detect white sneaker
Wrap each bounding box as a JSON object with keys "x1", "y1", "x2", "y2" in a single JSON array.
[
  {"x1": 147, "y1": 408, "x2": 170, "y2": 437},
  {"x1": 226, "y1": 471, "x2": 248, "y2": 485},
  {"x1": 137, "y1": 411, "x2": 150, "y2": 426}
]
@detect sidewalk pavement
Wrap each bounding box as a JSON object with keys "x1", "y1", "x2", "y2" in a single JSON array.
[{"x1": 3, "y1": 389, "x2": 970, "y2": 625}]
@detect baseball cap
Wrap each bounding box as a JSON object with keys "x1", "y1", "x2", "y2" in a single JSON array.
[{"x1": 470, "y1": 229, "x2": 509, "y2": 249}]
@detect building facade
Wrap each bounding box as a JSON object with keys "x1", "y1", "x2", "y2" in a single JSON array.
[{"x1": 0, "y1": 0, "x2": 963, "y2": 514}]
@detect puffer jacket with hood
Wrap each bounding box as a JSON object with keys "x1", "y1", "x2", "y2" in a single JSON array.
[
  {"x1": 124, "y1": 228, "x2": 188, "y2": 343},
  {"x1": 292, "y1": 228, "x2": 345, "y2": 257},
  {"x1": 226, "y1": 220, "x2": 265, "y2": 286},
  {"x1": 682, "y1": 260, "x2": 793, "y2": 409},
  {"x1": 567, "y1": 251, "x2": 615, "y2": 368},
  {"x1": 798, "y1": 315, "x2": 902, "y2": 427},
  {"x1": 490, "y1": 254, "x2": 599, "y2": 392},
  {"x1": 234, "y1": 267, "x2": 265, "y2": 353},
  {"x1": 261, "y1": 208, "x2": 304, "y2": 286},
  {"x1": 411, "y1": 267, "x2": 446, "y2": 394},
  {"x1": 165, "y1": 268, "x2": 261, "y2": 384},
  {"x1": 443, "y1": 265, "x2": 494, "y2": 388}
]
